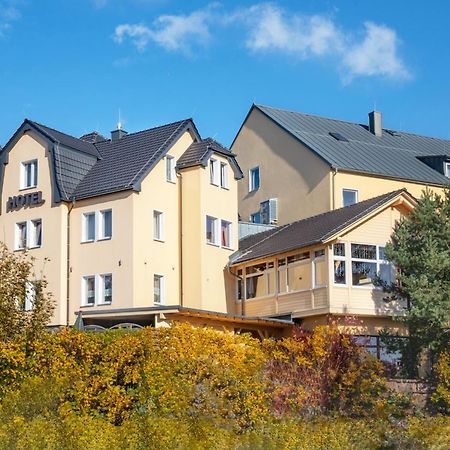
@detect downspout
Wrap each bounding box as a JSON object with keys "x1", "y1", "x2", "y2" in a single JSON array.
[
  {"x1": 66, "y1": 197, "x2": 75, "y2": 326},
  {"x1": 228, "y1": 266, "x2": 244, "y2": 317},
  {"x1": 178, "y1": 172, "x2": 184, "y2": 307},
  {"x1": 332, "y1": 168, "x2": 338, "y2": 210}
]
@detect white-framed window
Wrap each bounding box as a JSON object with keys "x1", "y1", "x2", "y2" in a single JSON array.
[
  {"x1": 99, "y1": 210, "x2": 112, "y2": 240},
  {"x1": 15, "y1": 220, "x2": 42, "y2": 250},
  {"x1": 24, "y1": 281, "x2": 37, "y2": 311},
  {"x1": 83, "y1": 212, "x2": 96, "y2": 242},
  {"x1": 166, "y1": 155, "x2": 176, "y2": 182},
  {"x1": 82, "y1": 210, "x2": 113, "y2": 242},
  {"x1": 244, "y1": 261, "x2": 276, "y2": 299},
  {"x1": 100, "y1": 274, "x2": 112, "y2": 304},
  {"x1": 153, "y1": 210, "x2": 164, "y2": 241},
  {"x1": 30, "y1": 219, "x2": 42, "y2": 248},
  {"x1": 221, "y1": 220, "x2": 232, "y2": 248},
  {"x1": 82, "y1": 274, "x2": 113, "y2": 306},
  {"x1": 250, "y1": 212, "x2": 261, "y2": 224},
  {"x1": 83, "y1": 276, "x2": 96, "y2": 306},
  {"x1": 333, "y1": 243, "x2": 346, "y2": 285},
  {"x1": 154, "y1": 274, "x2": 164, "y2": 304},
  {"x1": 444, "y1": 162, "x2": 450, "y2": 178},
  {"x1": 332, "y1": 242, "x2": 394, "y2": 287},
  {"x1": 210, "y1": 159, "x2": 220, "y2": 186},
  {"x1": 206, "y1": 215, "x2": 219, "y2": 245},
  {"x1": 249, "y1": 166, "x2": 260, "y2": 192},
  {"x1": 342, "y1": 189, "x2": 358, "y2": 207},
  {"x1": 220, "y1": 162, "x2": 229, "y2": 189},
  {"x1": 20, "y1": 160, "x2": 38, "y2": 189},
  {"x1": 313, "y1": 249, "x2": 326, "y2": 287},
  {"x1": 15, "y1": 222, "x2": 27, "y2": 250},
  {"x1": 278, "y1": 252, "x2": 311, "y2": 294}
]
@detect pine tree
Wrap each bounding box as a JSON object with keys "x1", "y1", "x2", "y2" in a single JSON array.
[{"x1": 381, "y1": 188, "x2": 450, "y2": 376}]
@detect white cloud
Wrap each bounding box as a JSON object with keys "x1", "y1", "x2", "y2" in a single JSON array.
[
  {"x1": 0, "y1": 0, "x2": 22, "y2": 36},
  {"x1": 114, "y1": 4, "x2": 216, "y2": 53},
  {"x1": 343, "y1": 22, "x2": 410, "y2": 81},
  {"x1": 242, "y1": 4, "x2": 342, "y2": 57},
  {"x1": 113, "y1": 2, "x2": 410, "y2": 81}
]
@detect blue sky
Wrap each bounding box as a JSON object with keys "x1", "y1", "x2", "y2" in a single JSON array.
[{"x1": 1, "y1": 0, "x2": 450, "y2": 146}]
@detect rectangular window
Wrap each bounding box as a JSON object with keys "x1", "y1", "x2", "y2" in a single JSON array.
[
  {"x1": 101, "y1": 274, "x2": 112, "y2": 304},
  {"x1": 237, "y1": 269, "x2": 243, "y2": 301},
  {"x1": 100, "y1": 210, "x2": 112, "y2": 239},
  {"x1": 16, "y1": 222, "x2": 27, "y2": 250},
  {"x1": 24, "y1": 281, "x2": 37, "y2": 311},
  {"x1": 250, "y1": 212, "x2": 261, "y2": 224},
  {"x1": 220, "y1": 162, "x2": 229, "y2": 189},
  {"x1": 221, "y1": 220, "x2": 232, "y2": 248},
  {"x1": 210, "y1": 159, "x2": 220, "y2": 186},
  {"x1": 342, "y1": 189, "x2": 358, "y2": 207},
  {"x1": 351, "y1": 243, "x2": 379, "y2": 286},
  {"x1": 444, "y1": 162, "x2": 450, "y2": 178},
  {"x1": 153, "y1": 210, "x2": 164, "y2": 241},
  {"x1": 83, "y1": 213, "x2": 96, "y2": 242},
  {"x1": 206, "y1": 216, "x2": 218, "y2": 245},
  {"x1": 84, "y1": 276, "x2": 96, "y2": 306},
  {"x1": 249, "y1": 167, "x2": 260, "y2": 192},
  {"x1": 21, "y1": 160, "x2": 38, "y2": 189},
  {"x1": 166, "y1": 155, "x2": 176, "y2": 182},
  {"x1": 333, "y1": 243, "x2": 346, "y2": 285},
  {"x1": 30, "y1": 219, "x2": 42, "y2": 248},
  {"x1": 154, "y1": 275, "x2": 164, "y2": 304},
  {"x1": 313, "y1": 249, "x2": 326, "y2": 287}
]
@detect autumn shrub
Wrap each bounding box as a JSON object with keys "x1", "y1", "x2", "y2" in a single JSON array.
[
  {"x1": 263, "y1": 325, "x2": 388, "y2": 417},
  {"x1": 432, "y1": 351, "x2": 450, "y2": 413}
]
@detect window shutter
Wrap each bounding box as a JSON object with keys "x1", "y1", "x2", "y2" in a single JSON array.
[{"x1": 260, "y1": 198, "x2": 278, "y2": 224}]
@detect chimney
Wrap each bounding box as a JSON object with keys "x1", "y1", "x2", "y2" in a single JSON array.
[
  {"x1": 368, "y1": 111, "x2": 382, "y2": 137},
  {"x1": 111, "y1": 122, "x2": 128, "y2": 141}
]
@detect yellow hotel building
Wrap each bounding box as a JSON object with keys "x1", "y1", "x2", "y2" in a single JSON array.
[
  {"x1": 0, "y1": 118, "x2": 290, "y2": 336},
  {"x1": 1, "y1": 106, "x2": 450, "y2": 357}
]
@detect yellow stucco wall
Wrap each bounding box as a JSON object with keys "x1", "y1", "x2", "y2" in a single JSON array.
[
  {"x1": 182, "y1": 153, "x2": 239, "y2": 313},
  {"x1": 0, "y1": 132, "x2": 68, "y2": 326},
  {"x1": 231, "y1": 108, "x2": 332, "y2": 225},
  {"x1": 333, "y1": 171, "x2": 445, "y2": 208}
]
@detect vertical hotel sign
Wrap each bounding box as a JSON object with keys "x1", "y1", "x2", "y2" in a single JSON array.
[{"x1": 6, "y1": 191, "x2": 44, "y2": 212}]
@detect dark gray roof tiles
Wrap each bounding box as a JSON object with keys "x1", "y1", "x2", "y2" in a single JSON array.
[
  {"x1": 73, "y1": 119, "x2": 198, "y2": 199},
  {"x1": 28, "y1": 120, "x2": 101, "y2": 158},
  {"x1": 177, "y1": 137, "x2": 235, "y2": 169},
  {"x1": 255, "y1": 105, "x2": 450, "y2": 185},
  {"x1": 79, "y1": 131, "x2": 107, "y2": 144},
  {"x1": 232, "y1": 190, "x2": 411, "y2": 264}
]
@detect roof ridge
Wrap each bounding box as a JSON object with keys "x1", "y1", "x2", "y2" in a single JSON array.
[
  {"x1": 112, "y1": 118, "x2": 191, "y2": 141},
  {"x1": 127, "y1": 119, "x2": 189, "y2": 187},
  {"x1": 257, "y1": 104, "x2": 450, "y2": 143}
]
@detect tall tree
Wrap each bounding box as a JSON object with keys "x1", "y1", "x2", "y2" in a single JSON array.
[
  {"x1": 380, "y1": 188, "x2": 450, "y2": 376},
  {"x1": 0, "y1": 243, "x2": 54, "y2": 343}
]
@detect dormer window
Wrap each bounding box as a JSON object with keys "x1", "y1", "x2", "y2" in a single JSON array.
[
  {"x1": 210, "y1": 159, "x2": 220, "y2": 186},
  {"x1": 444, "y1": 162, "x2": 450, "y2": 178},
  {"x1": 21, "y1": 160, "x2": 38, "y2": 189}
]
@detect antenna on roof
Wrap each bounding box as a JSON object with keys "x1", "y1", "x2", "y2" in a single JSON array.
[{"x1": 117, "y1": 108, "x2": 122, "y2": 130}]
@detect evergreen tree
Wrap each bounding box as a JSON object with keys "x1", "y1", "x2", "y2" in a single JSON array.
[{"x1": 380, "y1": 188, "x2": 450, "y2": 376}]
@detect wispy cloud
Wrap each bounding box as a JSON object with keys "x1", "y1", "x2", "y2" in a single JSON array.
[
  {"x1": 113, "y1": 2, "x2": 410, "y2": 81},
  {"x1": 114, "y1": 5, "x2": 215, "y2": 53},
  {"x1": 0, "y1": 0, "x2": 22, "y2": 36}
]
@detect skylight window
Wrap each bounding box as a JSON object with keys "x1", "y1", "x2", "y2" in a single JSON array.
[
  {"x1": 385, "y1": 129, "x2": 401, "y2": 137},
  {"x1": 329, "y1": 132, "x2": 349, "y2": 142}
]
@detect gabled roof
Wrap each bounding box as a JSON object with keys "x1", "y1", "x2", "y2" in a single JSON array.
[
  {"x1": 27, "y1": 120, "x2": 101, "y2": 157},
  {"x1": 1, "y1": 117, "x2": 203, "y2": 202},
  {"x1": 177, "y1": 137, "x2": 244, "y2": 179},
  {"x1": 247, "y1": 104, "x2": 450, "y2": 186},
  {"x1": 73, "y1": 119, "x2": 200, "y2": 199},
  {"x1": 231, "y1": 190, "x2": 415, "y2": 264}
]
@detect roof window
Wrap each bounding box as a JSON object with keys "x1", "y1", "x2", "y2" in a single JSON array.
[{"x1": 329, "y1": 132, "x2": 349, "y2": 142}]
